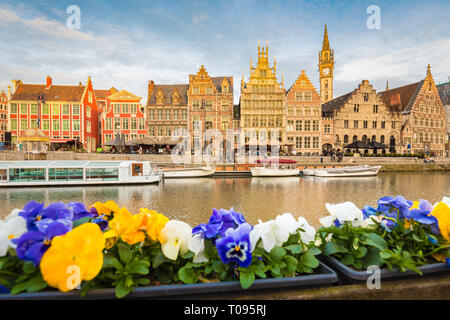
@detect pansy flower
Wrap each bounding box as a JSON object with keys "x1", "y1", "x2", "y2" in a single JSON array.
[
  {"x1": 68, "y1": 202, "x2": 98, "y2": 221},
  {"x1": 377, "y1": 196, "x2": 413, "y2": 219},
  {"x1": 91, "y1": 201, "x2": 121, "y2": 217},
  {"x1": 409, "y1": 199, "x2": 439, "y2": 234},
  {"x1": 18, "y1": 201, "x2": 45, "y2": 230},
  {"x1": 216, "y1": 223, "x2": 252, "y2": 267},
  {"x1": 193, "y1": 208, "x2": 247, "y2": 240},
  {"x1": 92, "y1": 215, "x2": 109, "y2": 231},
  {"x1": 159, "y1": 220, "x2": 192, "y2": 260},
  {"x1": 430, "y1": 200, "x2": 450, "y2": 241},
  {"x1": 0, "y1": 210, "x2": 27, "y2": 257},
  {"x1": 319, "y1": 202, "x2": 364, "y2": 228},
  {"x1": 14, "y1": 219, "x2": 72, "y2": 266}
]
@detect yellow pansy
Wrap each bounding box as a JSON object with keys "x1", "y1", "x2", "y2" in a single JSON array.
[
  {"x1": 91, "y1": 201, "x2": 121, "y2": 217},
  {"x1": 431, "y1": 201, "x2": 450, "y2": 241},
  {"x1": 139, "y1": 208, "x2": 170, "y2": 242},
  {"x1": 40, "y1": 223, "x2": 105, "y2": 292},
  {"x1": 107, "y1": 207, "x2": 147, "y2": 245}
]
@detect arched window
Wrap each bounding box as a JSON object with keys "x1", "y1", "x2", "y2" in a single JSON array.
[
  {"x1": 372, "y1": 135, "x2": 376, "y2": 143},
  {"x1": 325, "y1": 91, "x2": 328, "y2": 101},
  {"x1": 362, "y1": 135, "x2": 367, "y2": 143},
  {"x1": 353, "y1": 135, "x2": 357, "y2": 142},
  {"x1": 380, "y1": 135, "x2": 385, "y2": 144},
  {"x1": 325, "y1": 80, "x2": 328, "y2": 89},
  {"x1": 344, "y1": 135, "x2": 349, "y2": 143}
]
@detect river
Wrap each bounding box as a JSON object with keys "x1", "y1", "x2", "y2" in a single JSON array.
[{"x1": 1, "y1": 172, "x2": 449, "y2": 228}]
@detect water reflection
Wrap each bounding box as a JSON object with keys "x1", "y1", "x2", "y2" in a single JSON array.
[{"x1": 1, "y1": 172, "x2": 449, "y2": 228}]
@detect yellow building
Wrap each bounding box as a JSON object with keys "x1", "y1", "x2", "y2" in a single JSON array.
[{"x1": 240, "y1": 41, "x2": 285, "y2": 148}]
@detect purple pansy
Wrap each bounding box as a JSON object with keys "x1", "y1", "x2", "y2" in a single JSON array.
[
  {"x1": 410, "y1": 199, "x2": 440, "y2": 234},
  {"x1": 68, "y1": 201, "x2": 98, "y2": 221},
  {"x1": 193, "y1": 208, "x2": 247, "y2": 239},
  {"x1": 216, "y1": 223, "x2": 252, "y2": 267},
  {"x1": 19, "y1": 201, "x2": 46, "y2": 230},
  {"x1": 92, "y1": 215, "x2": 109, "y2": 231},
  {"x1": 377, "y1": 196, "x2": 413, "y2": 219},
  {"x1": 362, "y1": 205, "x2": 378, "y2": 219},
  {"x1": 13, "y1": 219, "x2": 72, "y2": 266}
]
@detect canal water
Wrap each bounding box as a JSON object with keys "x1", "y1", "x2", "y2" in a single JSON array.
[{"x1": 1, "y1": 172, "x2": 449, "y2": 228}]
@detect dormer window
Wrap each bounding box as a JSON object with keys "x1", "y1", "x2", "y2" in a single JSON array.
[
  {"x1": 222, "y1": 85, "x2": 228, "y2": 93},
  {"x1": 156, "y1": 90, "x2": 164, "y2": 104}
]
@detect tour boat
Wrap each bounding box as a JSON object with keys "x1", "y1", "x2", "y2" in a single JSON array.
[
  {"x1": 302, "y1": 165, "x2": 382, "y2": 177},
  {"x1": 250, "y1": 159, "x2": 300, "y2": 177},
  {"x1": 0, "y1": 160, "x2": 162, "y2": 187},
  {"x1": 162, "y1": 166, "x2": 216, "y2": 178}
]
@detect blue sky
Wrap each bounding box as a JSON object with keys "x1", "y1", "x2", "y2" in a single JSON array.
[{"x1": 0, "y1": 0, "x2": 449, "y2": 103}]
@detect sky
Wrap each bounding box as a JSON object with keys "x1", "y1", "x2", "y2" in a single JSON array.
[{"x1": 0, "y1": 0, "x2": 449, "y2": 104}]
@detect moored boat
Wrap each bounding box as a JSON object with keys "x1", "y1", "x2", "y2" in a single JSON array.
[
  {"x1": 250, "y1": 159, "x2": 300, "y2": 177},
  {"x1": 311, "y1": 165, "x2": 382, "y2": 177},
  {"x1": 0, "y1": 160, "x2": 162, "y2": 187},
  {"x1": 162, "y1": 166, "x2": 216, "y2": 178}
]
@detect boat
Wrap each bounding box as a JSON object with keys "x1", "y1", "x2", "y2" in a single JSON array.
[
  {"x1": 250, "y1": 159, "x2": 300, "y2": 177},
  {"x1": 0, "y1": 160, "x2": 162, "y2": 187},
  {"x1": 162, "y1": 166, "x2": 216, "y2": 178},
  {"x1": 302, "y1": 165, "x2": 382, "y2": 177}
]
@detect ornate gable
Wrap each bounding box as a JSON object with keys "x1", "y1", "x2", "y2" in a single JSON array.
[
  {"x1": 156, "y1": 88, "x2": 165, "y2": 104},
  {"x1": 109, "y1": 89, "x2": 141, "y2": 102}
]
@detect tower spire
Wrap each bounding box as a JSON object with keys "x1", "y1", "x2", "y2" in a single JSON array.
[
  {"x1": 322, "y1": 24, "x2": 330, "y2": 51},
  {"x1": 426, "y1": 64, "x2": 432, "y2": 77},
  {"x1": 386, "y1": 80, "x2": 389, "y2": 91}
]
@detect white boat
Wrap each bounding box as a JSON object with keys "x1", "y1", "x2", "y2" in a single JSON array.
[
  {"x1": 310, "y1": 165, "x2": 382, "y2": 177},
  {"x1": 0, "y1": 160, "x2": 162, "y2": 187},
  {"x1": 251, "y1": 159, "x2": 300, "y2": 177},
  {"x1": 162, "y1": 166, "x2": 216, "y2": 178}
]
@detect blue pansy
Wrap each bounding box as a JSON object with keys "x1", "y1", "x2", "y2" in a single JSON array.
[
  {"x1": 193, "y1": 208, "x2": 247, "y2": 239},
  {"x1": 13, "y1": 219, "x2": 72, "y2": 266},
  {"x1": 92, "y1": 215, "x2": 109, "y2": 231},
  {"x1": 19, "y1": 201, "x2": 45, "y2": 230},
  {"x1": 377, "y1": 196, "x2": 413, "y2": 219},
  {"x1": 362, "y1": 205, "x2": 378, "y2": 219},
  {"x1": 68, "y1": 201, "x2": 98, "y2": 220},
  {"x1": 409, "y1": 199, "x2": 440, "y2": 234},
  {"x1": 216, "y1": 223, "x2": 252, "y2": 267}
]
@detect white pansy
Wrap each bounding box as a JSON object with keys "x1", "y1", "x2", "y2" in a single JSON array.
[
  {"x1": 0, "y1": 213, "x2": 27, "y2": 257},
  {"x1": 188, "y1": 233, "x2": 208, "y2": 263},
  {"x1": 159, "y1": 220, "x2": 192, "y2": 261},
  {"x1": 441, "y1": 196, "x2": 450, "y2": 207},
  {"x1": 319, "y1": 202, "x2": 364, "y2": 227},
  {"x1": 250, "y1": 213, "x2": 314, "y2": 253},
  {"x1": 296, "y1": 217, "x2": 316, "y2": 244}
]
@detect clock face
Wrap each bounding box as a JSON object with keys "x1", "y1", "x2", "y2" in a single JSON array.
[{"x1": 322, "y1": 68, "x2": 330, "y2": 75}]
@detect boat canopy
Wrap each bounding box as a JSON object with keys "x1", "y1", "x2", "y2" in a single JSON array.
[{"x1": 0, "y1": 160, "x2": 143, "y2": 169}]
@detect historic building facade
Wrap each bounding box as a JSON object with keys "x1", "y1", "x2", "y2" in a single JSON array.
[
  {"x1": 380, "y1": 65, "x2": 448, "y2": 156},
  {"x1": 8, "y1": 76, "x2": 99, "y2": 152},
  {"x1": 322, "y1": 80, "x2": 402, "y2": 154},
  {"x1": 187, "y1": 65, "x2": 233, "y2": 148},
  {"x1": 101, "y1": 89, "x2": 146, "y2": 144},
  {"x1": 319, "y1": 25, "x2": 334, "y2": 104},
  {"x1": 285, "y1": 70, "x2": 322, "y2": 155},
  {"x1": 240, "y1": 42, "x2": 286, "y2": 147},
  {"x1": 437, "y1": 80, "x2": 450, "y2": 154},
  {"x1": 0, "y1": 90, "x2": 7, "y2": 143},
  {"x1": 146, "y1": 80, "x2": 189, "y2": 138}
]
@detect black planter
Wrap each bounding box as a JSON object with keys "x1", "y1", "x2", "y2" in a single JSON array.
[
  {"x1": 0, "y1": 262, "x2": 338, "y2": 300},
  {"x1": 321, "y1": 255, "x2": 449, "y2": 284}
]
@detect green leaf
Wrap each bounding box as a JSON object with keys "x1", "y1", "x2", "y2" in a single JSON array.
[
  {"x1": 300, "y1": 252, "x2": 319, "y2": 269},
  {"x1": 130, "y1": 261, "x2": 150, "y2": 275},
  {"x1": 115, "y1": 280, "x2": 133, "y2": 299},
  {"x1": 239, "y1": 270, "x2": 255, "y2": 289},
  {"x1": 26, "y1": 276, "x2": 47, "y2": 293},
  {"x1": 355, "y1": 246, "x2": 368, "y2": 259},
  {"x1": 361, "y1": 233, "x2": 387, "y2": 251},
  {"x1": 341, "y1": 254, "x2": 355, "y2": 266},
  {"x1": 135, "y1": 278, "x2": 150, "y2": 286},
  {"x1": 10, "y1": 282, "x2": 29, "y2": 295},
  {"x1": 180, "y1": 251, "x2": 194, "y2": 260},
  {"x1": 117, "y1": 243, "x2": 133, "y2": 264},
  {"x1": 308, "y1": 247, "x2": 321, "y2": 256},
  {"x1": 152, "y1": 252, "x2": 168, "y2": 269},
  {"x1": 270, "y1": 247, "x2": 286, "y2": 261},
  {"x1": 284, "y1": 244, "x2": 302, "y2": 254},
  {"x1": 204, "y1": 239, "x2": 218, "y2": 260},
  {"x1": 282, "y1": 255, "x2": 298, "y2": 276},
  {"x1": 178, "y1": 266, "x2": 198, "y2": 284},
  {"x1": 72, "y1": 216, "x2": 91, "y2": 228},
  {"x1": 22, "y1": 262, "x2": 35, "y2": 275},
  {"x1": 287, "y1": 232, "x2": 300, "y2": 244},
  {"x1": 212, "y1": 261, "x2": 229, "y2": 277},
  {"x1": 323, "y1": 241, "x2": 348, "y2": 255},
  {"x1": 103, "y1": 257, "x2": 123, "y2": 271}
]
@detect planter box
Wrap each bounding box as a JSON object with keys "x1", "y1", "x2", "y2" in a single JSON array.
[
  {"x1": 321, "y1": 255, "x2": 449, "y2": 284},
  {"x1": 0, "y1": 262, "x2": 338, "y2": 300}
]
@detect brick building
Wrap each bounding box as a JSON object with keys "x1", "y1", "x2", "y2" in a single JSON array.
[
  {"x1": 285, "y1": 70, "x2": 322, "y2": 155},
  {"x1": 379, "y1": 65, "x2": 448, "y2": 156},
  {"x1": 437, "y1": 80, "x2": 450, "y2": 154},
  {"x1": 8, "y1": 76, "x2": 99, "y2": 152}
]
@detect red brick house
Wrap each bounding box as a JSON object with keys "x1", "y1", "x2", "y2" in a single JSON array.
[
  {"x1": 0, "y1": 90, "x2": 8, "y2": 143},
  {"x1": 9, "y1": 76, "x2": 99, "y2": 152}
]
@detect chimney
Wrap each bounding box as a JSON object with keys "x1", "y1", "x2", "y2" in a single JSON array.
[
  {"x1": 7, "y1": 86, "x2": 11, "y2": 100},
  {"x1": 46, "y1": 76, "x2": 52, "y2": 89}
]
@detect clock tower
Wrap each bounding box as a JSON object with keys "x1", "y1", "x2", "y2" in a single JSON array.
[{"x1": 319, "y1": 24, "x2": 334, "y2": 103}]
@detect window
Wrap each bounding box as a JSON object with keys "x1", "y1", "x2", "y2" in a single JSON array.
[
  {"x1": 88, "y1": 92, "x2": 93, "y2": 103},
  {"x1": 63, "y1": 120, "x2": 70, "y2": 131},
  {"x1": 324, "y1": 124, "x2": 330, "y2": 133},
  {"x1": 304, "y1": 120, "x2": 311, "y2": 131},
  {"x1": 122, "y1": 118, "x2": 129, "y2": 130},
  {"x1": 222, "y1": 102, "x2": 229, "y2": 112},
  {"x1": 105, "y1": 118, "x2": 112, "y2": 130},
  {"x1": 10, "y1": 119, "x2": 18, "y2": 130},
  {"x1": 304, "y1": 92, "x2": 311, "y2": 101},
  {"x1": 222, "y1": 86, "x2": 228, "y2": 93},
  {"x1": 9, "y1": 168, "x2": 45, "y2": 182},
  {"x1": 373, "y1": 105, "x2": 378, "y2": 113},
  {"x1": 165, "y1": 109, "x2": 171, "y2": 120},
  {"x1": 149, "y1": 109, "x2": 155, "y2": 120},
  {"x1": 204, "y1": 101, "x2": 213, "y2": 111},
  {"x1": 381, "y1": 121, "x2": 385, "y2": 129},
  {"x1": 86, "y1": 120, "x2": 91, "y2": 133},
  {"x1": 295, "y1": 93, "x2": 302, "y2": 101},
  {"x1": 193, "y1": 87, "x2": 199, "y2": 94},
  {"x1": 304, "y1": 137, "x2": 311, "y2": 148},
  {"x1": 354, "y1": 104, "x2": 359, "y2": 112},
  {"x1": 295, "y1": 137, "x2": 302, "y2": 149},
  {"x1": 114, "y1": 118, "x2": 121, "y2": 130},
  {"x1": 344, "y1": 135, "x2": 349, "y2": 143},
  {"x1": 20, "y1": 104, "x2": 27, "y2": 114},
  {"x1": 10, "y1": 103, "x2": 17, "y2": 114},
  {"x1": 131, "y1": 104, "x2": 137, "y2": 114},
  {"x1": 372, "y1": 121, "x2": 377, "y2": 128},
  {"x1": 313, "y1": 120, "x2": 319, "y2": 131},
  {"x1": 30, "y1": 104, "x2": 38, "y2": 115},
  {"x1": 73, "y1": 120, "x2": 80, "y2": 131},
  {"x1": 41, "y1": 104, "x2": 49, "y2": 115},
  {"x1": 52, "y1": 105, "x2": 59, "y2": 115},
  {"x1": 20, "y1": 119, "x2": 27, "y2": 130},
  {"x1": 139, "y1": 118, "x2": 145, "y2": 130},
  {"x1": 354, "y1": 120, "x2": 358, "y2": 128},
  {"x1": 157, "y1": 109, "x2": 163, "y2": 120},
  {"x1": 131, "y1": 118, "x2": 137, "y2": 130},
  {"x1": 181, "y1": 109, "x2": 187, "y2": 120},
  {"x1": 42, "y1": 120, "x2": 49, "y2": 131},
  {"x1": 287, "y1": 120, "x2": 294, "y2": 131},
  {"x1": 52, "y1": 120, "x2": 60, "y2": 131},
  {"x1": 344, "y1": 120, "x2": 349, "y2": 128},
  {"x1": 206, "y1": 87, "x2": 213, "y2": 95},
  {"x1": 73, "y1": 105, "x2": 80, "y2": 115},
  {"x1": 364, "y1": 93, "x2": 369, "y2": 101},
  {"x1": 114, "y1": 104, "x2": 120, "y2": 113},
  {"x1": 391, "y1": 121, "x2": 396, "y2": 129},
  {"x1": 86, "y1": 106, "x2": 91, "y2": 118},
  {"x1": 173, "y1": 109, "x2": 179, "y2": 120},
  {"x1": 122, "y1": 104, "x2": 129, "y2": 113},
  {"x1": 313, "y1": 137, "x2": 319, "y2": 148},
  {"x1": 63, "y1": 105, "x2": 70, "y2": 115},
  {"x1": 363, "y1": 121, "x2": 368, "y2": 128}
]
